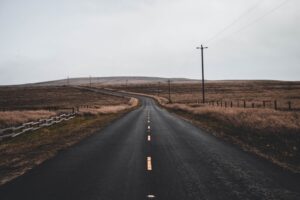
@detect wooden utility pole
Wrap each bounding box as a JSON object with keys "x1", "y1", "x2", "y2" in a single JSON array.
[
  {"x1": 157, "y1": 81, "x2": 161, "y2": 96},
  {"x1": 197, "y1": 45, "x2": 208, "y2": 103}
]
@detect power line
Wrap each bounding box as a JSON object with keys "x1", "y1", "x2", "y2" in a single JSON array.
[
  {"x1": 229, "y1": 0, "x2": 291, "y2": 36},
  {"x1": 206, "y1": 0, "x2": 264, "y2": 44},
  {"x1": 209, "y1": 0, "x2": 291, "y2": 46}
]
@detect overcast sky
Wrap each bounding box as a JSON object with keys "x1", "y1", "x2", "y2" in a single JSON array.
[{"x1": 0, "y1": 0, "x2": 299, "y2": 85}]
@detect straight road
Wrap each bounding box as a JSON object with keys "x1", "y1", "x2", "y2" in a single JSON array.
[{"x1": 0, "y1": 96, "x2": 299, "y2": 199}]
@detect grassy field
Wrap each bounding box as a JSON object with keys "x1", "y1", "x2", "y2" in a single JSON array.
[
  {"x1": 0, "y1": 86, "x2": 129, "y2": 128},
  {"x1": 0, "y1": 85, "x2": 139, "y2": 185},
  {"x1": 0, "y1": 110, "x2": 56, "y2": 129},
  {"x1": 0, "y1": 112, "x2": 133, "y2": 186},
  {"x1": 108, "y1": 80, "x2": 300, "y2": 172},
  {"x1": 0, "y1": 85, "x2": 128, "y2": 111},
  {"x1": 163, "y1": 104, "x2": 300, "y2": 172},
  {"x1": 110, "y1": 80, "x2": 300, "y2": 110},
  {"x1": 78, "y1": 97, "x2": 139, "y2": 115}
]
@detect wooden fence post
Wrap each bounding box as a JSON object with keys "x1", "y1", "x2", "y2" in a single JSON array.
[
  {"x1": 243, "y1": 100, "x2": 246, "y2": 108},
  {"x1": 288, "y1": 101, "x2": 291, "y2": 110},
  {"x1": 252, "y1": 103, "x2": 255, "y2": 108},
  {"x1": 230, "y1": 101, "x2": 233, "y2": 108},
  {"x1": 274, "y1": 100, "x2": 277, "y2": 110}
]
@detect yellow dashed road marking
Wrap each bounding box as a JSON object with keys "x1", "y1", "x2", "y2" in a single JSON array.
[{"x1": 147, "y1": 157, "x2": 152, "y2": 171}]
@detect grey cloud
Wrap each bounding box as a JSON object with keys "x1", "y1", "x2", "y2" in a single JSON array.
[{"x1": 0, "y1": 0, "x2": 299, "y2": 84}]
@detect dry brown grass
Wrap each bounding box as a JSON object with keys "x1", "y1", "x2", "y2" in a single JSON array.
[
  {"x1": 118, "y1": 91, "x2": 169, "y2": 105},
  {"x1": 163, "y1": 103, "x2": 300, "y2": 172},
  {"x1": 111, "y1": 80, "x2": 300, "y2": 110},
  {"x1": 0, "y1": 110, "x2": 56, "y2": 128},
  {"x1": 78, "y1": 97, "x2": 139, "y2": 115},
  {"x1": 0, "y1": 86, "x2": 140, "y2": 185},
  {"x1": 165, "y1": 104, "x2": 300, "y2": 133},
  {"x1": 115, "y1": 83, "x2": 300, "y2": 172},
  {"x1": 0, "y1": 112, "x2": 129, "y2": 186},
  {"x1": 0, "y1": 85, "x2": 129, "y2": 128},
  {"x1": 0, "y1": 86, "x2": 128, "y2": 110}
]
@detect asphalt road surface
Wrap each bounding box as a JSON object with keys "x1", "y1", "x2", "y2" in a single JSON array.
[{"x1": 0, "y1": 96, "x2": 299, "y2": 200}]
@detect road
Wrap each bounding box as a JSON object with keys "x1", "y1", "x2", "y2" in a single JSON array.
[{"x1": 0, "y1": 96, "x2": 299, "y2": 200}]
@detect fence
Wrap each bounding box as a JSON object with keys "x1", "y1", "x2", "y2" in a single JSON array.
[
  {"x1": 206, "y1": 100, "x2": 295, "y2": 111},
  {"x1": 0, "y1": 112, "x2": 76, "y2": 140}
]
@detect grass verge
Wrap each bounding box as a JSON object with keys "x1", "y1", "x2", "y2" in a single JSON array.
[
  {"x1": 0, "y1": 110, "x2": 57, "y2": 128},
  {"x1": 121, "y1": 90, "x2": 300, "y2": 173},
  {"x1": 0, "y1": 108, "x2": 136, "y2": 186},
  {"x1": 163, "y1": 104, "x2": 300, "y2": 173}
]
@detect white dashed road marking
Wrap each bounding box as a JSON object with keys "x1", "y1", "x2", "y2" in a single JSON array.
[{"x1": 147, "y1": 194, "x2": 155, "y2": 198}]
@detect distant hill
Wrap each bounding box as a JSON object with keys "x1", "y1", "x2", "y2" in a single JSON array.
[
  {"x1": 2, "y1": 77, "x2": 297, "y2": 87},
  {"x1": 29, "y1": 76, "x2": 200, "y2": 86}
]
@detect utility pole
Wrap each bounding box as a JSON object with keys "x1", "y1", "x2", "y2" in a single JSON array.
[
  {"x1": 168, "y1": 80, "x2": 171, "y2": 103},
  {"x1": 157, "y1": 81, "x2": 161, "y2": 96},
  {"x1": 196, "y1": 44, "x2": 208, "y2": 103}
]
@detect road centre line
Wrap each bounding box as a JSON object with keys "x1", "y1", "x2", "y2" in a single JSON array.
[
  {"x1": 147, "y1": 157, "x2": 152, "y2": 171},
  {"x1": 147, "y1": 194, "x2": 155, "y2": 198}
]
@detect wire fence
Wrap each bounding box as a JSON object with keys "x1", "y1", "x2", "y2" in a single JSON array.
[
  {"x1": 205, "y1": 100, "x2": 295, "y2": 111},
  {"x1": 164, "y1": 97, "x2": 298, "y2": 111}
]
